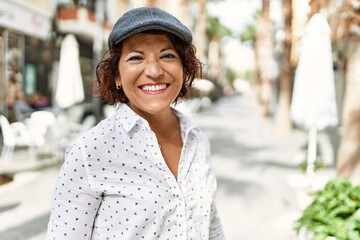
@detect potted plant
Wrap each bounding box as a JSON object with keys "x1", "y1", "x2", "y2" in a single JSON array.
[{"x1": 295, "y1": 178, "x2": 360, "y2": 240}]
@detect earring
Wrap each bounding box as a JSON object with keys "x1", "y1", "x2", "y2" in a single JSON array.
[{"x1": 116, "y1": 84, "x2": 122, "y2": 90}]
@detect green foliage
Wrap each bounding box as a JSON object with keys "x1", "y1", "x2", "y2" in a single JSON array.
[
  {"x1": 239, "y1": 24, "x2": 256, "y2": 43},
  {"x1": 226, "y1": 68, "x2": 238, "y2": 83},
  {"x1": 239, "y1": 70, "x2": 253, "y2": 81},
  {"x1": 298, "y1": 158, "x2": 327, "y2": 173},
  {"x1": 295, "y1": 178, "x2": 360, "y2": 240},
  {"x1": 238, "y1": 9, "x2": 260, "y2": 44},
  {"x1": 206, "y1": 13, "x2": 231, "y2": 39}
]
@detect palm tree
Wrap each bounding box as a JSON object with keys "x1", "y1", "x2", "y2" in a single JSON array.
[
  {"x1": 179, "y1": 0, "x2": 191, "y2": 26},
  {"x1": 337, "y1": 43, "x2": 360, "y2": 184},
  {"x1": 274, "y1": 0, "x2": 293, "y2": 133},
  {"x1": 193, "y1": 0, "x2": 207, "y2": 62},
  {"x1": 253, "y1": 0, "x2": 275, "y2": 117},
  {"x1": 308, "y1": 0, "x2": 360, "y2": 183},
  {"x1": 205, "y1": 14, "x2": 231, "y2": 86},
  {"x1": 330, "y1": 2, "x2": 360, "y2": 184}
]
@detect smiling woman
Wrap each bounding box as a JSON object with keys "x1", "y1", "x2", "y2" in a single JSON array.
[
  {"x1": 46, "y1": 7, "x2": 225, "y2": 240},
  {"x1": 116, "y1": 33, "x2": 184, "y2": 116}
]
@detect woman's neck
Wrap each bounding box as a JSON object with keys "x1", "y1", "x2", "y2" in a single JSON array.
[{"x1": 148, "y1": 110, "x2": 178, "y2": 135}]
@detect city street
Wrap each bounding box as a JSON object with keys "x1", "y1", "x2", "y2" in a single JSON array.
[{"x1": 0, "y1": 94, "x2": 336, "y2": 239}]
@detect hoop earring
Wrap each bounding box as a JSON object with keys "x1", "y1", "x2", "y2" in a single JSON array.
[{"x1": 116, "y1": 84, "x2": 122, "y2": 90}]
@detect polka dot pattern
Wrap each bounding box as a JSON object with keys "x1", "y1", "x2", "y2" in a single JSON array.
[{"x1": 46, "y1": 103, "x2": 224, "y2": 239}]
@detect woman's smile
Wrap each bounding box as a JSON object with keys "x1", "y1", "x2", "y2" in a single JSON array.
[{"x1": 139, "y1": 83, "x2": 169, "y2": 94}]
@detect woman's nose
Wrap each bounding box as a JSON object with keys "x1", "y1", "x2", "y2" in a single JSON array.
[{"x1": 144, "y1": 60, "x2": 163, "y2": 78}]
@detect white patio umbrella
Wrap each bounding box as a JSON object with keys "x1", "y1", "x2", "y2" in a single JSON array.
[
  {"x1": 290, "y1": 14, "x2": 338, "y2": 175},
  {"x1": 55, "y1": 34, "x2": 84, "y2": 109}
]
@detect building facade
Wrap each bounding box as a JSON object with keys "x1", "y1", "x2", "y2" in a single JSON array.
[{"x1": 0, "y1": 0, "x2": 54, "y2": 119}]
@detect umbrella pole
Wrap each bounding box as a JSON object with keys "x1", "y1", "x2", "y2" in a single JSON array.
[{"x1": 306, "y1": 126, "x2": 317, "y2": 176}]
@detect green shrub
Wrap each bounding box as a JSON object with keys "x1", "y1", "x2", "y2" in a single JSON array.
[
  {"x1": 295, "y1": 178, "x2": 360, "y2": 240},
  {"x1": 298, "y1": 158, "x2": 327, "y2": 173}
]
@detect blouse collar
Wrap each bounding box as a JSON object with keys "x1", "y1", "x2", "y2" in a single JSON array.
[{"x1": 114, "y1": 103, "x2": 196, "y2": 135}]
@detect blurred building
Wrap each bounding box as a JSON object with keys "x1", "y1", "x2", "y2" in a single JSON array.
[
  {"x1": 0, "y1": 0, "x2": 54, "y2": 116},
  {"x1": 0, "y1": 0, "x2": 126, "y2": 117}
]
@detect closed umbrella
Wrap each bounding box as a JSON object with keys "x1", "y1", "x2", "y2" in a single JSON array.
[
  {"x1": 55, "y1": 34, "x2": 84, "y2": 109},
  {"x1": 290, "y1": 14, "x2": 338, "y2": 175}
]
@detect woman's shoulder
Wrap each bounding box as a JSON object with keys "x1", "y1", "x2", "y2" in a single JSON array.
[{"x1": 74, "y1": 114, "x2": 118, "y2": 145}]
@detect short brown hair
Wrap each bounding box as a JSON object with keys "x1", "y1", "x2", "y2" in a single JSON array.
[{"x1": 93, "y1": 31, "x2": 202, "y2": 105}]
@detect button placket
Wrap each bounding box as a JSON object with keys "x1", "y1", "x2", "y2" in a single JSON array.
[{"x1": 175, "y1": 190, "x2": 187, "y2": 239}]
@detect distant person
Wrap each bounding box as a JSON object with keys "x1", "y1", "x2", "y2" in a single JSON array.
[
  {"x1": 6, "y1": 72, "x2": 33, "y2": 122},
  {"x1": 46, "y1": 7, "x2": 224, "y2": 239},
  {"x1": 29, "y1": 91, "x2": 49, "y2": 110}
]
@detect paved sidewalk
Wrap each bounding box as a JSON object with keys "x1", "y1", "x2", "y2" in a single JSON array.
[
  {"x1": 0, "y1": 153, "x2": 59, "y2": 175},
  {"x1": 0, "y1": 94, "x2": 337, "y2": 240},
  {"x1": 193, "y1": 95, "x2": 336, "y2": 240},
  {"x1": 0, "y1": 165, "x2": 60, "y2": 240}
]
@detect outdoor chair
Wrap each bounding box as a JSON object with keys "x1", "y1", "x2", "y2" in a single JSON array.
[
  {"x1": 45, "y1": 114, "x2": 97, "y2": 161},
  {"x1": 67, "y1": 114, "x2": 97, "y2": 143},
  {"x1": 0, "y1": 115, "x2": 36, "y2": 161},
  {"x1": 66, "y1": 105, "x2": 86, "y2": 123},
  {"x1": 26, "y1": 110, "x2": 56, "y2": 147}
]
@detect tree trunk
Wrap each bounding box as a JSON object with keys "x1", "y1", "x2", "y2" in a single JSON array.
[
  {"x1": 254, "y1": 0, "x2": 274, "y2": 117},
  {"x1": 180, "y1": 0, "x2": 190, "y2": 26},
  {"x1": 148, "y1": 0, "x2": 157, "y2": 6},
  {"x1": 337, "y1": 43, "x2": 360, "y2": 184},
  {"x1": 208, "y1": 38, "x2": 221, "y2": 81},
  {"x1": 194, "y1": 0, "x2": 207, "y2": 63},
  {"x1": 274, "y1": 0, "x2": 293, "y2": 134}
]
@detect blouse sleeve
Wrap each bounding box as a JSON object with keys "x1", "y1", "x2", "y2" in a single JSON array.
[
  {"x1": 46, "y1": 140, "x2": 102, "y2": 240},
  {"x1": 209, "y1": 203, "x2": 226, "y2": 239}
]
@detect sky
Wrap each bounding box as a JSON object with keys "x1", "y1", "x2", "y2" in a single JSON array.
[{"x1": 207, "y1": 0, "x2": 261, "y2": 35}]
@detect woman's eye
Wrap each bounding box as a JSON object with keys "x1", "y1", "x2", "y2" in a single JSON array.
[
  {"x1": 127, "y1": 55, "x2": 143, "y2": 61},
  {"x1": 161, "y1": 53, "x2": 176, "y2": 59}
]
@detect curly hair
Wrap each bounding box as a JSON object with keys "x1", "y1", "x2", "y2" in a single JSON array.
[{"x1": 93, "y1": 31, "x2": 202, "y2": 105}]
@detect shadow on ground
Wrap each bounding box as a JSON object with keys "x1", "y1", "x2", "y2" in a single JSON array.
[{"x1": 0, "y1": 212, "x2": 49, "y2": 240}]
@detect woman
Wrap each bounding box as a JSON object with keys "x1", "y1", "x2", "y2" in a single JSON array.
[{"x1": 47, "y1": 7, "x2": 224, "y2": 239}]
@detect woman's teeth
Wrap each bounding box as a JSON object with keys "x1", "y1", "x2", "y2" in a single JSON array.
[{"x1": 141, "y1": 84, "x2": 167, "y2": 92}]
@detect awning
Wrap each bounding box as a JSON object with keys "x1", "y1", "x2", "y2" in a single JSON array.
[{"x1": 0, "y1": 0, "x2": 52, "y2": 39}]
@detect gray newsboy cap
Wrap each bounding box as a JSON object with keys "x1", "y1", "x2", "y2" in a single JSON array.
[{"x1": 108, "y1": 7, "x2": 192, "y2": 49}]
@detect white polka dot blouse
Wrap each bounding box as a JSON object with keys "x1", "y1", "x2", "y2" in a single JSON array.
[{"x1": 46, "y1": 103, "x2": 224, "y2": 239}]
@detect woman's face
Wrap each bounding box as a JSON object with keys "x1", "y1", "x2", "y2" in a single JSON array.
[{"x1": 116, "y1": 33, "x2": 184, "y2": 117}]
